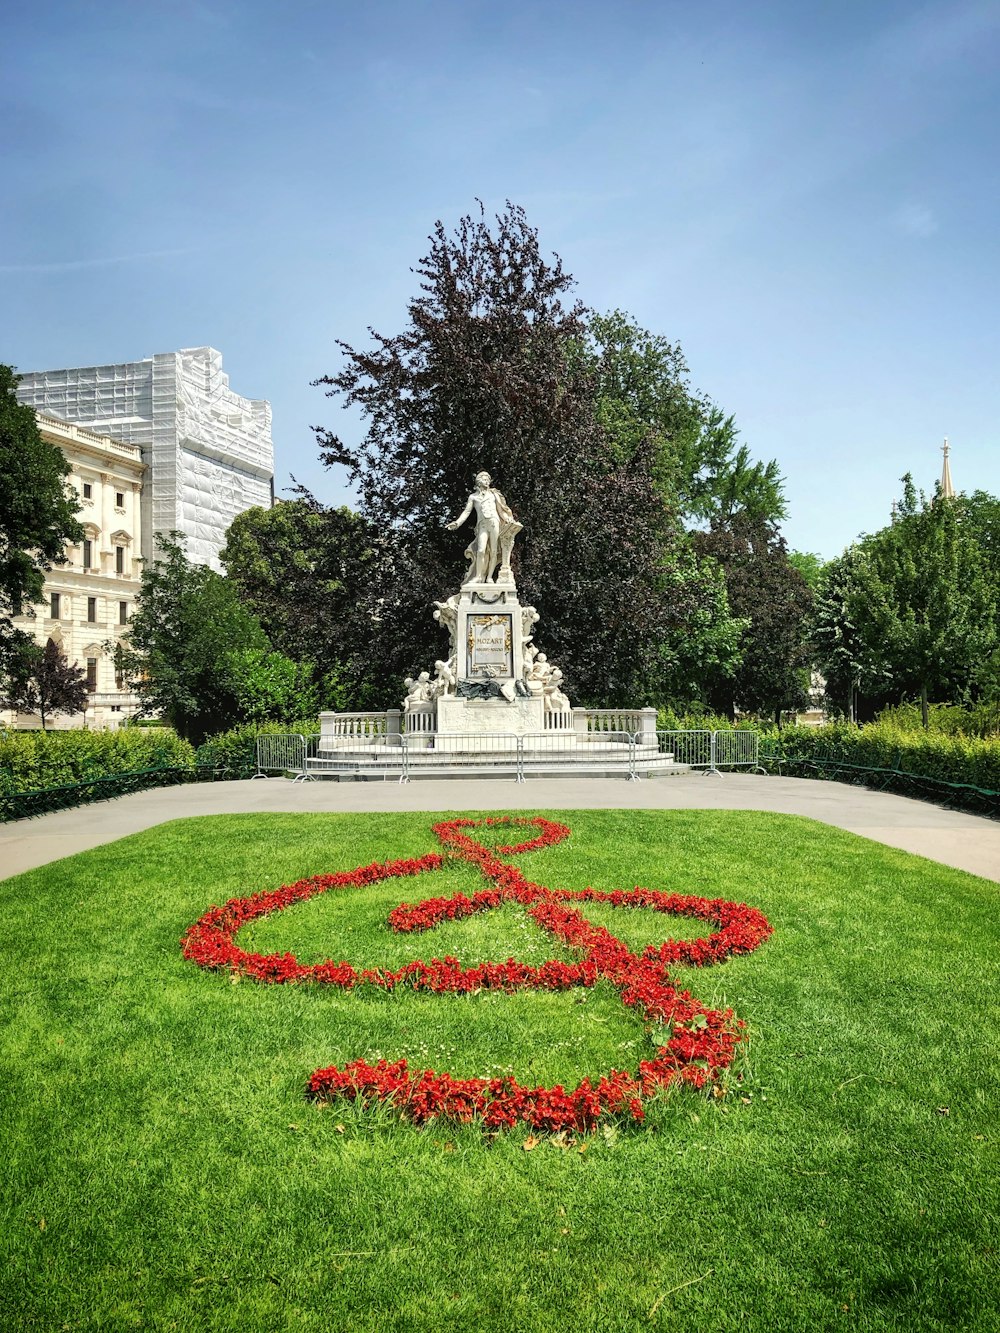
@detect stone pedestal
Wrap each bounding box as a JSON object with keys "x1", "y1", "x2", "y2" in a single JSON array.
[
  {"x1": 436, "y1": 693, "x2": 545, "y2": 744},
  {"x1": 454, "y1": 582, "x2": 520, "y2": 682}
]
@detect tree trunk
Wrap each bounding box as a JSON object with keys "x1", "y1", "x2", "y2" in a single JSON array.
[{"x1": 920, "y1": 683, "x2": 929, "y2": 730}]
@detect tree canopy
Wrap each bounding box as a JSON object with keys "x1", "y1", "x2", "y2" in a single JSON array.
[
  {"x1": 585, "y1": 310, "x2": 787, "y2": 527},
  {"x1": 812, "y1": 479, "x2": 999, "y2": 724},
  {"x1": 220, "y1": 495, "x2": 378, "y2": 705},
  {"x1": 0, "y1": 365, "x2": 83, "y2": 674},
  {"x1": 312, "y1": 202, "x2": 722, "y2": 705},
  {"x1": 2, "y1": 637, "x2": 89, "y2": 729},
  {"x1": 694, "y1": 514, "x2": 813, "y2": 721},
  {"x1": 117, "y1": 534, "x2": 270, "y2": 744}
]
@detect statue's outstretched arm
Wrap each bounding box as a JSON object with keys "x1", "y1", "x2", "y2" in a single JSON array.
[{"x1": 446, "y1": 496, "x2": 474, "y2": 530}]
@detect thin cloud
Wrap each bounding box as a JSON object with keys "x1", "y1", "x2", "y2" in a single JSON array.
[
  {"x1": 0, "y1": 247, "x2": 194, "y2": 275},
  {"x1": 893, "y1": 203, "x2": 940, "y2": 239}
]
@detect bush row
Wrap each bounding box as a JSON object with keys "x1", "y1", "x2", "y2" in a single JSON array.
[
  {"x1": 0, "y1": 728, "x2": 196, "y2": 796},
  {"x1": 761, "y1": 722, "x2": 1000, "y2": 794},
  {"x1": 194, "y1": 720, "x2": 319, "y2": 777}
]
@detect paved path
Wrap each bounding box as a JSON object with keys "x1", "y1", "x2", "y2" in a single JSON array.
[{"x1": 1, "y1": 774, "x2": 998, "y2": 884}]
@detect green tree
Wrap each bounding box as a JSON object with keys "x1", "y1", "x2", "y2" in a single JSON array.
[
  {"x1": 810, "y1": 547, "x2": 888, "y2": 722},
  {"x1": 585, "y1": 311, "x2": 787, "y2": 526},
  {"x1": 787, "y1": 550, "x2": 826, "y2": 591},
  {"x1": 224, "y1": 646, "x2": 331, "y2": 725},
  {"x1": 694, "y1": 514, "x2": 813, "y2": 722},
  {"x1": 117, "y1": 534, "x2": 269, "y2": 743},
  {"x1": 0, "y1": 365, "x2": 83, "y2": 674},
  {"x1": 815, "y1": 480, "x2": 1000, "y2": 726},
  {"x1": 313, "y1": 203, "x2": 693, "y2": 705},
  {"x1": 2, "y1": 637, "x2": 89, "y2": 729},
  {"x1": 220, "y1": 495, "x2": 378, "y2": 704}
]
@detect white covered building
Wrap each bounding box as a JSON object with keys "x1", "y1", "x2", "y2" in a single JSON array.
[{"x1": 16, "y1": 347, "x2": 274, "y2": 569}]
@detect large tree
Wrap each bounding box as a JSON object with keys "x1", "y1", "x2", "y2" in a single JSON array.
[
  {"x1": 817, "y1": 480, "x2": 999, "y2": 726},
  {"x1": 694, "y1": 513, "x2": 814, "y2": 722},
  {"x1": 585, "y1": 310, "x2": 787, "y2": 527},
  {"x1": 0, "y1": 365, "x2": 83, "y2": 674},
  {"x1": 312, "y1": 204, "x2": 686, "y2": 705},
  {"x1": 117, "y1": 533, "x2": 270, "y2": 743},
  {"x1": 2, "y1": 637, "x2": 89, "y2": 729},
  {"x1": 809, "y1": 546, "x2": 889, "y2": 722},
  {"x1": 220, "y1": 495, "x2": 378, "y2": 704}
]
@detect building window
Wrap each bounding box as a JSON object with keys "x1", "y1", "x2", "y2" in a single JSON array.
[
  {"x1": 50, "y1": 592, "x2": 61, "y2": 619},
  {"x1": 86, "y1": 658, "x2": 97, "y2": 692},
  {"x1": 119, "y1": 600, "x2": 128, "y2": 625},
  {"x1": 83, "y1": 482, "x2": 92, "y2": 500},
  {"x1": 83, "y1": 538, "x2": 92, "y2": 568},
  {"x1": 116, "y1": 545, "x2": 125, "y2": 574},
  {"x1": 87, "y1": 596, "x2": 97, "y2": 623},
  {"x1": 115, "y1": 491, "x2": 125, "y2": 508}
]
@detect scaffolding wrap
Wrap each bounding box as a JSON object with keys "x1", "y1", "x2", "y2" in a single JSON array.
[{"x1": 16, "y1": 347, "x2": 274, "y2": 570}]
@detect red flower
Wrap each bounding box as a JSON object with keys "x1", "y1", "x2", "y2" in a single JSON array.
[{"x1": 181, "y1": 816, "x2": 771, "y2": 1132}]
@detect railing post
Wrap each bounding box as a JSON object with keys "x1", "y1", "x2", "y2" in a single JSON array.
[
  {"x1": 639, "y1": 708, "x2": 657, "y2": 747},
  {"x1": 398, "y1": 735, "x2": 410, "y2": 784},
  {"x1": 628, "y1": 732, "x2": 639, "y2": 781},
  {"x1": 705, "y1": 730, "x2": 721, "y2": 776},
  {"x1": 516, "y1": 735, "x2": 525, "y2": 783}
]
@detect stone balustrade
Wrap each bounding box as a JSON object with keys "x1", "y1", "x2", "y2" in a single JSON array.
[
  {"x1": 319, "y1": 706, "x2": 657, "y2": 741},
  {"x1": 319, "y1": 710, "x2": 400, "y2": 741}
]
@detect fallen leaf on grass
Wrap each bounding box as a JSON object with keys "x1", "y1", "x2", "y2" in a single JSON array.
[{"x1": 523, "y1": 1136, "x2": 540, "y2": 1151}]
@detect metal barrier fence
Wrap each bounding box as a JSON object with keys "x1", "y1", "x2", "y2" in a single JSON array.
[
  {"x1": 655, "y1": 730, "x2": 761, "y2": 773},
  {"x1": 303, "y1": 730, "x2": 646, "y2": 782},
  {"x1": 253, "y1": 734, "x2": 311, "y2": 781},
  {"x1": 255, "y1": 728, "x2": 761, "y2": 783},
  {"x1": 656, "y1": 730, "x2": 713, "y2": 769},
  {"x1": 518, "y1": 731, "x2": 638, "y2": 781},
  {"x1": 712, "y1": 730, "x2": 764, "y2": 771}
]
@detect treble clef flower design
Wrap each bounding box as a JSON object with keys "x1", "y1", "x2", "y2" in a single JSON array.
[{"x1": 181, "y1": 817, "x2": 772, "y2": 1133}]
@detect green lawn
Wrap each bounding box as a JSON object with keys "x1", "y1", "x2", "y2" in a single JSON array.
[{"x1": 2, "y1": 809, "x2": 998, "y2": 1332}]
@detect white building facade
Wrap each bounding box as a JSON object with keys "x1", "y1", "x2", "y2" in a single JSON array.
[
  {"x1": 2, "y1": 416, "x2": 145, "y2": 730},
  {"x1": 16, "y1": 347, "x2": 274, "y2": 569}
]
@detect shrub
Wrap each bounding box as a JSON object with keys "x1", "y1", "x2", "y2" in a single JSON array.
[
  {"x1": 762, "y1": 723, "x2": 1000, "y2": 796},
  {"x1": 195, "y1": 720, "x2": 319, "y2": 778},
  {"x1": 875, "y1": 701, "x2": 1000, "y2": 738},
  {"x1": 0, "y1": 728, "x2": 196, "y2": 796}
]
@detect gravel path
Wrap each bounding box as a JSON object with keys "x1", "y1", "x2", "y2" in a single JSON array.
[{"x1": 1, "y1": 773, "x2": 998, "y2": 883}]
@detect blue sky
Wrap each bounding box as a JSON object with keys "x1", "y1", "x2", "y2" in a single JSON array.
[{"x1": 3, "y1": 0, "x2": 998, "y2": 557}]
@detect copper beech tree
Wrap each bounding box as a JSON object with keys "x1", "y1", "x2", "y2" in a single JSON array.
[{"x1": 312, "y1": 203, "x2": 730, "y2": 706}]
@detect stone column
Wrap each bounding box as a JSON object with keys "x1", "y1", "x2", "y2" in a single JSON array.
[
  {"x1": 131, "y1": 481, "x2": 142, "y2": 576},
  {"x1": 101, "y1": 472, "x2": 113, "y2": 572}
]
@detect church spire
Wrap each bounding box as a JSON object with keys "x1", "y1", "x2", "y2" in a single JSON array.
[{"x1": 940, "y1": 438, "x2": 955, "y2": 498}]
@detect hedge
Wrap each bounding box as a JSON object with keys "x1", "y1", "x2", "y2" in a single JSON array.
[
  {"x1": 194, "y1": 720, "x2": 319, "y2": 779},
  {"x1": 0, "y1": 728, "x2": 196, "y2": 796},
  {"x1": 761, "y1": 723, "x2": 1000, "y2": 811}
]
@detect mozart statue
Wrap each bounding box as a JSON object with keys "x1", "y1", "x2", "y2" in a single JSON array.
[{"x1": 446, "y1": 471, "x2": 522, "y2": 586}]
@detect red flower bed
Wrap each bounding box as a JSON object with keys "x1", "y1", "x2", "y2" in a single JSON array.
[{"x1": 181, "y1": 816, "x2": 772, "y2": 1132}]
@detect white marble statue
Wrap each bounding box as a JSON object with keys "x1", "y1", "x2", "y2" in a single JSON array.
[
  {"x1": 430, "y1": 657, "x2": 457, "y2": 698},
  {"x1": 520, "y1": 605, "x2": 539, "y2": 674},
  {"x1": 446, "y1": 471, "x2": 523, "y2": 586},
  {"x1": 432, "y1": 597, "x2": 459, "y2": 653},
  {"x1": 526, "y1": 651, "x2": 552, "y2": 695},
  {"x1": 543, "y1": 665, "x2": 571, "y2": 712},
  {"x1": 403, "y1": 671, "x2": 433, "y2": 711}
]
